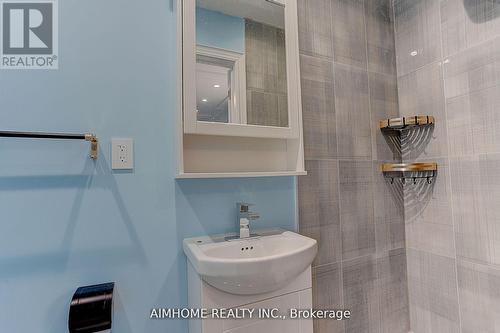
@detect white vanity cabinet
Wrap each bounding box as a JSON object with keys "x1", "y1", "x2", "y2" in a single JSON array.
[
  {"x1": 187, "y1": 264, "x2": 313, "y2": 333},
  {"x1": 183, "y1": 231, "x2": 317, "y2": 333}
]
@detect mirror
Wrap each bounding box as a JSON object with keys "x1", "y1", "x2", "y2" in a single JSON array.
[
  {"x1": 196, "y1": 0, "x2": 287, "y2": 127},
  {"x1": 183, "y1": 0, "x2": 301, "y2": 138}
]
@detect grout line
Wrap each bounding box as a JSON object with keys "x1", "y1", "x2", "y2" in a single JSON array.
[
  {"x1": 391, "y1": 0, "x2": 401, "y2": 80},
  {"x1": 458, "y1": 257, "x2": 500, "y2": 271},
  {"x1": 362, "y1": 2, "x2": 385, "y2": 331},
  {"x1": 396, "y1": 59, "x2": 441, "y2": 79},
  {"x1": 406, "y1": 246, "x2": 460, "y2": 262},
  {"x1": 362, "y1": 8, "x2": 377, "y2": 237},
  {"x1": 330, "y1": 2, "x2": 345, "y2": 310},
  {"x1": 391, "y1": 1, "x2": 413, "y2": 331},
  {"x1": 445, "y1": 80, "x2": 500, "y2": 102},
  {"x1": 331, "y1": 0, "x2": 345, "y2": 308},
  {"x1": 312, "y1": 261, "x2": 342, "y2": 270},
  {"x1": 294, "y1": 176, "x2": 299, "y2": 232},
  {"x1": 366, "y1": 70, "x2": 398, "y2": 80},
  {"x1": 443, "y1": 31, "x2": 500, "y2": 60},
  {"x1": 397, "y1": 57, "x2": 439, "y2": 74},
  {"x1": 336, "y1": 159, "x2": 345, "y2": 309},
  {"x1": 396, "y1": 31, "x2": 500, "y2": 80},
  {"x1": 437, "y1": 1, "x2": 464, "y2": 331},
  {"x1": 298, "y1": 50, "x2": 334, "y2": 62}
]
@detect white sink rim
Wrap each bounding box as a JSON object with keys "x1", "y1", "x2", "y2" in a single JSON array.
[{"x1": 183, "y1": 229, "x2": 317, "y2": 295}]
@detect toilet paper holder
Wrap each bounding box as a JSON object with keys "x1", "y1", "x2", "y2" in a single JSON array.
[{"x1": 68, "y1": 282, "x2": 115, "y2": 333}]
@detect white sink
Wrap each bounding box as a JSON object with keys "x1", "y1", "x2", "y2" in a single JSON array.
[{"x1": 183, "y1": 230, "x2": 317, "y2": 295}]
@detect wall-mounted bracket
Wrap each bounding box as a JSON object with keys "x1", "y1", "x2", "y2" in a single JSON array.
[{"x1": 85, "y1": 133, "x2": 99, "y2": 160}]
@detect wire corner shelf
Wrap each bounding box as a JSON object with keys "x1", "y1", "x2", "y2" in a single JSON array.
[{"x1": 381, "y1": 162, "x2": 437, "y2": 184}]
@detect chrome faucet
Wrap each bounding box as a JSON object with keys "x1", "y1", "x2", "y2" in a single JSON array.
[{"x1": 237, "y1": 202, "x2": 260, "y2": 239}]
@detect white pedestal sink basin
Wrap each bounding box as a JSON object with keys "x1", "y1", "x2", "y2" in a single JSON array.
[{"x1": 183, "y1": 229, "x2": 317, "y2": 295}]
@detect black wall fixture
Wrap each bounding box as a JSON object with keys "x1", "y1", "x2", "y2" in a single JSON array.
[{"x1": 68, "y1": 282, "x2": 115, "y2": 333}]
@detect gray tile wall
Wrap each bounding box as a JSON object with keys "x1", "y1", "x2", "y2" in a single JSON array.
[
  {"x1": 394, "y1": 0, "x2": 500, "y2": 332},
  {"x1": 299, "y1": 0, "x2": 500, "y2": 331},
  {"x1": 245, "y1": 20, "x2": 289, "y2": 127},
  {"x1": 297, "y1": 0, "x2": 409, "y2": 332}
]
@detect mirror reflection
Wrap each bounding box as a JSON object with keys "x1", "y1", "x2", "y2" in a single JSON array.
[{"x1": 195, "y1": 0, "x2": 288, "y2": 127}]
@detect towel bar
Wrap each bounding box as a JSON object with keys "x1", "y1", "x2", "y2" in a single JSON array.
[{"x1": 0, "y1": 130, "x2": 99, "y2": 159}]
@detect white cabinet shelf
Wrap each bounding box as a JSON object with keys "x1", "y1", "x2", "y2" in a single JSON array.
[
  {"x1": 176, "y1": 134, "x2": 305, "y2": 179},
  {"x1": 176, "y1": 171, "x2": 307, "y2": 179}
]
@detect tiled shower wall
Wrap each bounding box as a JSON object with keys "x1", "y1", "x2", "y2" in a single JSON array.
[
  {"x1": 297, "y1": 0, "x2": 409, "y2": 332},
  {"x1": 394, "y1": 0, "x2": 500, "y2": 332}
]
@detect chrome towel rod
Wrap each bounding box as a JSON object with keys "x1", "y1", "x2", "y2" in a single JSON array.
[{"x1": 0, "y1": 130, "x2": 99, "y2": 160}]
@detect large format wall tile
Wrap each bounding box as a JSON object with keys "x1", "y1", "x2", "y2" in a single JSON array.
[
  {"x1": 335, "y1": 64, "x2": 372, "y2": 160},
  {"x1": 332, "y1": 0, "x2": 367, "y2": 69},
  {"x1": 404, "y1": 158, "x2": 455, "y2": 258},
  {"x1": 441, "y1": 0, "x2": 500, "y2": 58},
  {"x1": 461, "y1": 0, "x2": 500, "y2": 46},
  {"x1": 245, "y1": 20, "x2": 287, "y2": 94},
  {"x1": 393, "y1": 0, "x2": 442, "y2": 76},
  {"x1": 342, "y1": 251, "x2": 410, "y2": 333},
  {"x1": 245, "y1": 20, "x2": 288, "y2": 127},
  {"x1": 457, "y1": 259, "x2": 500, "y2": 333},
  {"x1": 444, "y1": 36, "x2": 500, "y2": 156},
  {"x1": 364, "y1": 0, "x2": 397, "y2": 75},
  {"x1": 443, "y1": 35, "x2": 500, "y2": 100},
  {"x1": 298, "y1": 1, "x2": 407, "y2": 332},
  {"x1": 299, "y1": 160, "x2": 342, "y2": 266},
  {"x1": 403, "y1": 158, "x2": 452, "y2": 226},
  {"x1": 377, "y1": 249, "x2": 410, "y2": 333},
  {"x1": 406, "y1": 249, "x2": 460, "y2": 333},
  {"x1": 445, "y1": 60, "x2": 500, "y2": 155},
  {"x1": 339, "y1": 161, "x2": 375, "y2": 260},
  {"x1": 405, "y1": 220, "x2": 456, "y2": 259},
  {"x1": 301, "y1": 223, "x2": 341, "y2": 268},
  {"x1": 246, "y1": 91, "x2": 283, "y2": 127},
  {"x1": 446, "y1": 93, "x2": 474, "y2": 157},
  {"x1": 449, "y1": 156, "x2": 491, "y2": 262},
  {"x1": 372, "y1": 162, "x2": 405, "y2": 254},
  {"x1": 440, "y1": 0, "x2": 467, "y2": 58},
  {"x1": 297, "y1": 0, "x2": 334, "y2": 58},
  {"x1": 449, "y1": 154, "x2": 500, "y2": 266},
  {"x1": 313, "y1": 263, "x2": 345, "y2": 333},
  {"x1": 478, "y1": 154, "x2": 500, "y2": 265},
  {"x1": 398, "y1": 62, "x2": 448, "y2": 160},
  {"x1": 369, "y1": 72, "x2": 400, "y2": 161},
  {"x1": 300, "y1": 55, "x2": 337, "y2": 160},
  {"x1": 395, "y1": 0, "x2": 500, "y2": 332},
  {"x1": 343, "y1": 255, "x2": 380, "y2": 333},
  {"x1": 466, "y1": 85, "x2": 500, "y2": 155}
]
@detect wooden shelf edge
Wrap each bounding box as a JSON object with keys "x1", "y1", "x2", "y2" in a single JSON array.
[
  {"x1": 379, "y1": 115, "x2": 435, "y2": 130},
  {"x1": 381, "y1": 162, "x2": 438, "y2": 173}
]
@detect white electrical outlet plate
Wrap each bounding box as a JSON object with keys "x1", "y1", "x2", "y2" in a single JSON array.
[{"x1": 111, "y1": 138, "x2": 134, "y2": 170}]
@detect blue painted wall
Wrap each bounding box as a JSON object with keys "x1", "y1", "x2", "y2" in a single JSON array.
[
  {"x1": 0, "y1": 1, "x2": 296, "y2": 332},
  {"x1": 196, "y1": 7, "x2": 245, "y2": 53}
]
